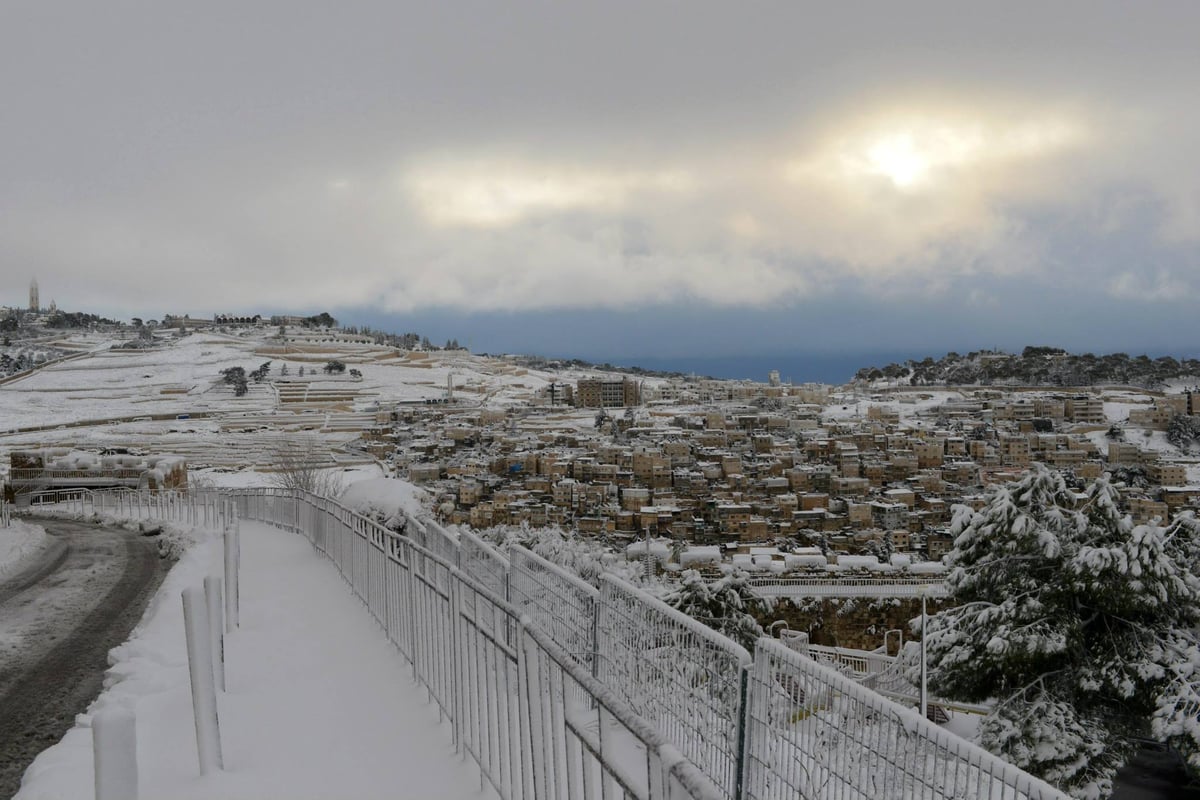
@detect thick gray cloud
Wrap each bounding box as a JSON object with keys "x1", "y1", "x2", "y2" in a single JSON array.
[{"x1": 1, "y1": 1, "x2": 1197, "y2": 358}]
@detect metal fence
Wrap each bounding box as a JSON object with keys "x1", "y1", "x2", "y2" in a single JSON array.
[
  {"x1": 598, "y1": 575, "x2": 753, "y2": 800},
  {"x1": 460, "y1": 528, "x2": 511, "y2": 603},
  {"x1": 19, "y1": 488, "x2": 232, "y2": 530},
  {"x1": 22, "y1": 486, "x2": 1068, "y2": 800},
  {"x1": 742, "y1": 640, "x2": 1062, "y2": 800},
  {"x1": 231, "y1": 486, "x2": 724, "y2": 800},
  {"x1": 509, "y1": 546, "x2": 600, "y2": 674},
  {"x1": 749, "y1": 576, "x2": 949, "y2": 599},
  {"x1": 409, "y1": 515, "x2": 462, "y2": 566}
]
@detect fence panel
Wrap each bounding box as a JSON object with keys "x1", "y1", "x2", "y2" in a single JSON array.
[
  {"x1": 509, "y1": 546, "x2": 599, "y2": 673},
  {"x1": 597, "y1": 575, "x2": 752, "y2": 800},
  {"x1": 459, "y1": 529, "x2": 510, "y2": 602},
  {"x1": 406, "y1": 537, "x2": 459, "y2": 722},
  {"x1": 520, "y1": 617, "x2": 726, "y2": 800},
  {"x1": 411, "y1": 516, "x2": 460, "y2": 567},
  {"x1": 29, "y1": 488, "x2": 231, "y2": 531},
  {"x1": 742, "y1": 639, "x2": 1067, "y2": 800},
  {"x1": 453, "y1": 573, "x2": 523, "y2": 799}
]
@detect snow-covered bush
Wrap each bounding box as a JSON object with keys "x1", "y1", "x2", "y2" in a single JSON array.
[{"x1": 472, "y1": 522, "x2": 648, "y2": 588}]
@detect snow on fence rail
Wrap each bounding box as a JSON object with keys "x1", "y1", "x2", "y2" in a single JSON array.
[
  {"x1": 24, "y1": 487, "x2": 1069, "y2": 800},
  {"x1": 599, "y1": 575, "x2": 753, "y2": 800},
  {"x1": 22, "y1": 487, "x2": 232, "y2": 530},
  {"x1": 509, "y1": 546, "x2": 600, "y2": 674},
  {"x1": 460, "y1": 528, "x2": 511, "y2": 604},
  {"x1": 231, "y1": 487, "x2": 724, "y2": 800},
  {"x1": 799, "y1": 641, "x2": 992, "y2": 717},
  {"x1": 750, "y1": 576, "x2": 949, "y2": 599},
  {"x1": 743, "y1": 640, "x2": 1064, "y2": 800}
]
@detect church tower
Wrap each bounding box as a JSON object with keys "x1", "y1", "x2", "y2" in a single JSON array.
[{"x1": 29, "y1": 279, "x2": 39, "y2": 312}]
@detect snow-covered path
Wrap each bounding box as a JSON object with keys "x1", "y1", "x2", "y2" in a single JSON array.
[{"x1": 16, "y1": 522, "x2": 496, "y2": 800}]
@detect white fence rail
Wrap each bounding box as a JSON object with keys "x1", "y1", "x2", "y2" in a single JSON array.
[
  {"x1": 509, "y1": 546, "x2": 600, "y2": 675},
  {"x1": 23, "y1": 486, "x2": 1067, "y2": 800},
  {"x1": 599, "y1": 575, "x2": 752, "y2": 799},
  {"x1": 460, "y1": 529, "x2": 511, "y2": 604},
  {"x1": 743, "y1": 640, "x2": 1062, "y2": 799},
  {"x1": 20, "y1": 488, "x2": 232, "y2": 530},
  {"x1": 750, "y1": 576, "x2": 949, "y2": 599},
  {"x1": 231, "y1": 487, "x2": 722, "y2": 800}
]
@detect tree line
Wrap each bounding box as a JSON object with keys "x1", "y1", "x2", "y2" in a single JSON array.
[{"x1": 856, "y1": 347, "x2": 1200, "y2": 388}]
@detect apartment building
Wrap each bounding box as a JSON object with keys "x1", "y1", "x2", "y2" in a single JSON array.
[
  {"x1": 1064, "y1": 394, "x2": 1105, "y2": 424},
  {"x1": 575, "y1": 377, "x2": 641, "y2": 408}
]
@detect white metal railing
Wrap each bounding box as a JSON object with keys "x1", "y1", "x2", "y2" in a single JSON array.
[
  {"x1": 231, "y1": 487, "x2": 723, "y2": 800},
  {"x1": 742, "y1": 640, "x2": 1064, "y2": 799},
  {"x1": 460, "y1": 528, "x2": 511, "y2": 604},
  {"x1": 598, "y1": 575, "x2": 753, "y2": 799},
  {"x1": 509, "y1": 546, "x2": 600, "y2": 675},
  {"x1": 750, "y1": 575, "x2": 950, "y2": 598},
  {"x1": 24, "y1": 486, "x2": 1067, "y2": 800},
  {"x1": 796, "y1": 639, "x2": 992, "y2": 717},
  {"x1": 19, "y1": 488, "x2": 232, "y2": 530}
]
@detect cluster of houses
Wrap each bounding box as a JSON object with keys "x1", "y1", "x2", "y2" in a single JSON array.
[{"x1": 378, "y1": 379, "x2": 1198, "y2": 569}]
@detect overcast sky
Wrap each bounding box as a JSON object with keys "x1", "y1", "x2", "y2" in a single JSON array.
[{"x1": 2, "y1": 1, "x2": 1197, "y2": 373}]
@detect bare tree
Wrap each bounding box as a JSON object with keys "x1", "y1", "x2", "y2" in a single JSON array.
[{"x1": 268, "y1": 437, "x2": 344, "y2": 497}]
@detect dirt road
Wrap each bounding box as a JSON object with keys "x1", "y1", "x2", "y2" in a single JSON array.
[{"x1": 0, "y1": 519, "x2": 168, "y2": 798}]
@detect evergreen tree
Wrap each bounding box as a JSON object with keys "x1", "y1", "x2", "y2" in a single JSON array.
[
  {"x1": 922, "y1": 465, "x2": 1200, "y2": 797},
  {"x1": 664, "y1": 569, "x2": 769, "y2": 652},
  {"x1": 1167, "y1": 415, "x2": 1200, "y2": 453}
]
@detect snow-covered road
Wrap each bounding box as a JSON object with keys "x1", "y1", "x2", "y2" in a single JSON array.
[{"x1": 0, "y1": 520, "x2": 167, "y2": 797}]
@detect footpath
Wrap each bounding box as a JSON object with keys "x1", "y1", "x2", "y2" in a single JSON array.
[{"x1": 15, "y1": 521, "x2": 496, "y2": 800}]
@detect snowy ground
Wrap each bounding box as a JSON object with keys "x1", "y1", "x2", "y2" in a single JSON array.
[
  {"x1": 15, "y1": 521, "x2": 495, "y2": 800},
  {"x1": 0, "y1": 520, "x2": 51, "y2": 580},
  {"x1": 0, "y1": 328, "x2": 611, "y2": 479}
]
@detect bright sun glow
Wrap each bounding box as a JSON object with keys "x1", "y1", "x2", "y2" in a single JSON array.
[
  {"x1": 790, "y1": 112, "x2": 1083, "y2": 194},
  {"x1": 852, "y1": 124, "x2": 988, "y2": 190},
  {"x1": 864, "y1": 133, "x2": 932, "y2": 188}
]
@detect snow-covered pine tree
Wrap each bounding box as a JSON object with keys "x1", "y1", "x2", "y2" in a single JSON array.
[
  {"x1": 923, "y1": 465, "x2": 1200, "y2": 798},
  {"x1": 664, "y1": 568, "x2": 769, "y2": 652}
]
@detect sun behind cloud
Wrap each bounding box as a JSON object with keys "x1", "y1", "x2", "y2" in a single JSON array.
[{"x1": 793, "y1": 109, "x2": 1085, "y2": 195}]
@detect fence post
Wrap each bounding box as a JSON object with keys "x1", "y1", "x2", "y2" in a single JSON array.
[
  {"x1": 204, "y1": 576, "x2": 226, "y2": 691},
  {"x1": 516, "y1": 622, "x2": 538, "y2": 800},
  {"x1": 182, "y1": 587, "x2": 223, "y2": 774},
  {"x1": 520, "y1": 625, "x2": 552, "y2": 800},
  {"x1": 93, "y1": 707, "x2": 138, "y2": 800},
  {"x1": 734, "y1": 664, "x2": 750, "y2": 800},
  {"x1": 223, "y1": 520, "x2": 240, "y2": 633},
  {"x1": 449, "y1": 577, "x2": 464, "y2": 752}
]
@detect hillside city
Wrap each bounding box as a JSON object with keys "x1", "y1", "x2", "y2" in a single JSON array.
[{"x1": 4, "y1": 289, "x2": 1199, "y2": 580}]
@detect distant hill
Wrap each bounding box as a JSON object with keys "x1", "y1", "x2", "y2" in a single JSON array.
[{"x1": 854, "y1": 347, "x2": 1200, "y2": 389}]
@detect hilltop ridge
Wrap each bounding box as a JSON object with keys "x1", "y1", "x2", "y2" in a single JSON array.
[{"x1": 856, "y1": 347, "x2": 1200, "y2": 389}]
